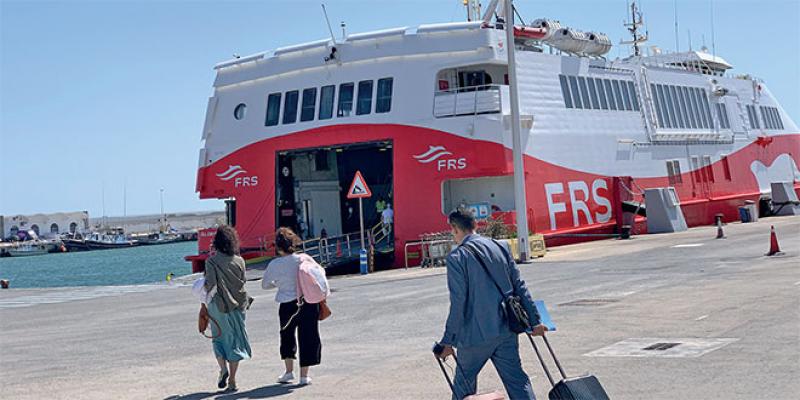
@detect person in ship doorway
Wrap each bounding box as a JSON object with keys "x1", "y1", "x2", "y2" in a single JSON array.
[
  {"x1": 262, "y1": 227, "x2": 324, "y2": 386},
  {"x1": 381, "y1": 203, "x2": 394, "y2": 242},
  {"x1": 435, "y1": 208, "x2": 547, "y2": 400},
  {"x1": 202, "y1": 225, "x2": 253, "y2": 392}
]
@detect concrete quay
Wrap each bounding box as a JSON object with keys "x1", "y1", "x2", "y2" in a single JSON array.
[{"x1": 1, "y1": 216, "x2": 797, "y2": 399}]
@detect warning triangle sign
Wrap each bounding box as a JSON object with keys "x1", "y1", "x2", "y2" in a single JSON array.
[{"x1": 346, "y1": 170, "x2": 372, "y2": 199}]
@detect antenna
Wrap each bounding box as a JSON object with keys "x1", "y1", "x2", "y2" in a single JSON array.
[
  {"x1": 321, "y1": 4, "x2": 337, "y2": 44},
  {"x1": 710, "y1": 0, "x2": 716, "y2": 60},
  {"x1": 673, "y1": 0, "x2": 679, "y2": 52},
  {"x1": 340, "y1": 21, "x2": 346, "y2": 39},
  {"x1": 688, "y1": 29, "x2": 692, "y2": 51}
]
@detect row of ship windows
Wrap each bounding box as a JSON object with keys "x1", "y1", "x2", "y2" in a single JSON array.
[
  {"x1": 651, "y1": 84, "x2": 715, "y2": 130},
  {"x1": 747, "y1": 105, "x2": 784, "y2": 130},
  {"x1": 666, "y1": 155, "x2": 733, "y2": 186},
  {"x1": 233, "y1": 78, "x2": 394, "y2": 125},
  {"x1": 559, "y1": 75, "x2": 640, "y2": 112}
]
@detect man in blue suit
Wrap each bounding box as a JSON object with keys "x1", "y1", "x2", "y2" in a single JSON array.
[{"x1": 437, "y1": 208, "x2": 547, "y2": 399}]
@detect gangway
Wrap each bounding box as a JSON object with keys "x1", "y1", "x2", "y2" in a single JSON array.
[{"x1": 302, "y1": 221, "x2": 394, "y2": 267}]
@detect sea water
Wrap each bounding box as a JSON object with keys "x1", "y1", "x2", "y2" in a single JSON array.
[{"x1": 0, "y1": 241, "x2": 196, "y2": 288}]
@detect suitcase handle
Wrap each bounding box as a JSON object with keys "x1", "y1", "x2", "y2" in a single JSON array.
[
  {"x1": 434, "y1": 352, "x2": 476, "y2": 397},
  {"x1": 526, "y1": 333, "x2": 567, "y2": 388}
]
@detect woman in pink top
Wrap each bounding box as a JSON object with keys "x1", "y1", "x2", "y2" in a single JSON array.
[{"x1": 262, "y1": 227, "x2": 322, "y2": 386}]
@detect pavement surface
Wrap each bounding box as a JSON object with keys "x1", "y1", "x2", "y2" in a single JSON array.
[{"x1": 1, "y1": 216, "x2": 798, "y2": 400}]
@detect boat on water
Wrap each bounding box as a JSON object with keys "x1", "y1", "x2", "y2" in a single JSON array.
[
  {"x1": 63, "y1": 229, "x2": 138, "y2": 252},
  {"x1": 0, "y1": 241, "x2": 53, "y2": 257},
  {"x1": 187, "y1": 1, "x2": 799, "y2": 270},
  {"x1": 136, "y1": 232, "x2": 184, "y2": 246}
]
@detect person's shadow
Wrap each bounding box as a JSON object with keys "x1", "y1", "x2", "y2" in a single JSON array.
[{"x1": 163, "y1": 384, "x2": 294, "y2": 400}]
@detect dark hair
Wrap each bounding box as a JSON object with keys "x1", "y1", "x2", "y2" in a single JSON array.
[
  {"x1": 448, "y1": 207, "x2": 476, "y2": 231},
  {"x1": 213, "y1": 225, "x2": 240, "y2": 256},
  {"x1": 275, "y1": 227, "x2": 301, "y2": 254}
]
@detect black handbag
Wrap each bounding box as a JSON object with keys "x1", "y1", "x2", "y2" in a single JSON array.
[{"x1": 463, "y1": 241, "x2": 532, "y2": 334}]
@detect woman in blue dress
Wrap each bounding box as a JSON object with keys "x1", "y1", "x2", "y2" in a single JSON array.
[{"x1": 203, "y1": 225, "x2": 252, "y2": 392}]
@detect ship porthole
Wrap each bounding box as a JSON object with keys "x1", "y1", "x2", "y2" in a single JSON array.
[{"x1": 234, "y1": 103, "x2": 247, "y2": 120}]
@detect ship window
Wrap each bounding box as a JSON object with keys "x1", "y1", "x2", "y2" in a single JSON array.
[
  {"x1": 684, "y1": 88, "x2": 704, "y2": 129},
  {"x1": 651, "y1": 84, "x2": 664, "y2": 127},
  {"x1": 568, "y1": 76, "x2": 583, "y2": 109},
  {"x1": 654, "y1": 84, "x2": 666, "y2": 127},
  {"x1": 559, "y1": 75, "x2": 573, "y2": 108},
  {"x1": 751, "y1": 105, "x2": 760, "y2": 129},
  {"x1": 715, "y1": 103, "x2": 729, "y2": 129},
  {"x1": 760, "y1": 106, "x2": 769, "y2": 129},
  {"x1": 282, "y1": 90, "x2": 299, "y2": 124},
  {"x1": 604, "y1": 79, "x2": 616, "y2": 110},
  {"x1": 319, "y1": 85, "x2": 335, "y2": 120},
  {"x1": 578, "y1": 77, "x2": 591, "y2": 109},
  {"x1": 597, "y1": 78, "x2": 609, "y2": 110},
  {"x1": 766, "y1": 107, "x2": 776, "y2": 129},
  {"x1": 720, "y1": 103, "x2": 730, "y2": 129},
  {"x1": 662, "y1": 85, "x2": 677, "y2": 128},
  {"x1": 776, "y1": 108, "x2": 784, "y2": 129},
  {"x1": 745, "y1": 105, "x2": 755, "y2": 129},
  {"x1": 234, "y1": 103, "x2": 246, "y2": 120},
  {"x1": 627, "y1": 81, "x2": 640, "y2": 111},
  {"x1": 376, "y1": 77, "x2": 393, "y2": 113},
  {"x1": 265, "y1": 93, "x2": 281, "y2": 126},
  {"x1": 692, "y1": 88, "x2": 708, "y2": 129},
  {"x1": 300, "y1": 88, "x2": 317, "y2": 122},
  {"x1": 721, "y1": 155, "x2": 732, "y2": 181},
  {"x1": 337, "y1": 82, "x2": 354, "y2": 117},
  {"x1": 676, "y1": 86, "x2": 689, "y2": 128},
  {"x1": 666, "y1": 160, "x2": 683, "y2": 185},
  {"x1": 681, "y1": 87, "x2": 702, "y2": 129},
  {"x1": 619, "y1": 80, "x2": 632, "y2": 111},
  {"x1": 703, "y1": 155, "x2": 715, "y2": 183},
  {"x1": 587, "y1": 78, "x2": 600, "y2": 110},
  {"x1": 699, "y1": 89, "x2": 713, "y2": 130},
  {"x1": 670, "y1": 86, "x2": 684, "y2": 128},
  {"x1": 690, "y1": 156, "x2": 702, "y2": 183},
  {"x1": 356, "y1": 80, "x2": 373, "y2": 115},
  {"x1": 613, "y1": 80, "x2": 626, "y2": 111}
]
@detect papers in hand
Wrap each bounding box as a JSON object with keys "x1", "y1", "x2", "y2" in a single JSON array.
[{"x1": 534, "y1": 300, "x2": 556, "y2": 331}]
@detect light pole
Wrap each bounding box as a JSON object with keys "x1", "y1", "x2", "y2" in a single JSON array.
[{"x1": 504, "y1": 0, "x2": 531, "y2": 262}]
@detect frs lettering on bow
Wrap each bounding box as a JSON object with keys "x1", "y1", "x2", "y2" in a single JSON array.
[
  {"x1": 413, "y1": 145, "x2": 467, "y2": 171},
  {"x1": 545, "y1": 179, "x2": 612, "y2": 230}
]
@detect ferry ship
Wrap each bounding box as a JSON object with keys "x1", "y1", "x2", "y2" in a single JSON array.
[{"x1": 188, "y1": 1, "x2": 798, "y2": 270}]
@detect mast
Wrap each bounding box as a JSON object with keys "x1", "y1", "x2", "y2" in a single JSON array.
[
  {"x1": 622, "y1": 1, "x2": 648, "y2": 56},
  {"x1": 464, "y1": 0, "x2": 481, "y2": 22}
]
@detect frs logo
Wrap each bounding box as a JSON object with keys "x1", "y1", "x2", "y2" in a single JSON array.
[
  {"x1": 216, "y1": 165, "x2": 258, "y2": 187},
  {"x1": 545, "y1": 179, "x2": 612, "y2": 231},
  {"x1": 413, "y1": 145, "x2": 467, "y2": 171}
]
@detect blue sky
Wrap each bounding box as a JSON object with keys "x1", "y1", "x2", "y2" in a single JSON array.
[{"x1": 1, "y1": 0, "x2": 798, "y2": 217}]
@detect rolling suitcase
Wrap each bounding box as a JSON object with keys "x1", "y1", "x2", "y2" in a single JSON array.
[
  {"x1": 526, "y1": 334, "x2": 610, "y2": 400},
  {"x1": 434, "y1": 350, "x2": 505, "y2": 400}
]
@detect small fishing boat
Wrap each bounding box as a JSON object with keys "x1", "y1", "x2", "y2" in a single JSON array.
[
  {"x1": 63, "y1": 228, "x2": 138, "y2": 251},
  {"x1": 5, "y1": 241, "x2": 51, "y2": 257}
]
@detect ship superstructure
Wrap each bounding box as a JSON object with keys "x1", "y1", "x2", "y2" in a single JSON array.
[{"x1": 190, "y1": 1, "x2": 798, "y2": 268}]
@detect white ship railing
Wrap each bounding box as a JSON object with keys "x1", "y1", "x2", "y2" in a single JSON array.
[{"x1": 433, "y1": 84, "x2": 506, "y2": 118}]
